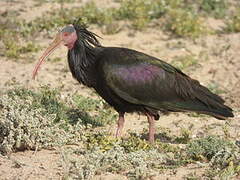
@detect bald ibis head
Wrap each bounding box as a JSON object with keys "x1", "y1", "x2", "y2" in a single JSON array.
[{"x1": 32, "y1": 24, "x2": 78, "y2": 79}]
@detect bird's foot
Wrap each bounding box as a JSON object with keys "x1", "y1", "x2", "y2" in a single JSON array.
[
  {"x1": 148, "y1": 133, "x2": 155, "y2": 144},
  {"x1": 115, "y1": 128, "x2": 122, "y2": 138}
]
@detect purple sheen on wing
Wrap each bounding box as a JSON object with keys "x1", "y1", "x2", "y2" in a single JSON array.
[{"x1": 116, "y1": 64, "x2": 165, "y2": 83}]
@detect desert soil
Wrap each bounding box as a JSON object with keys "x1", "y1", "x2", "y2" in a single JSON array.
[{"x1": 0, "y1": 0, "x2": 240, "y2": 179}]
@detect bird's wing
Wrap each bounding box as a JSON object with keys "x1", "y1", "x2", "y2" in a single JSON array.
[{"x1": 100, "y1": 48, "x2": 226, "y2": 113}]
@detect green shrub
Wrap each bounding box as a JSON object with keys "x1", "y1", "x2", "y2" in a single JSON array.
[
  {"x1": 117, "y1": 0, "x2": 167, "y2": 30},
  {"x1": 0, "y1": 88, "x2": 85, "y2": 154},
  {"x1": 66, "y1": 146, "x2": 167, "y2": 179},
  {"x1": 199, "y1": 0, "x2": 227, "y2": 18},
  {"x1": 7, "y1": 86, "x2": 68, "y2": 122},
  {"x1": 174, "y1": 128, "x2": 192, "y2": 144},
  {"x1": 118, "y1": 0, "x2": 151, "y2": 30},
  {"x1": 187, "y1": 136, "x2": 234, "y2": 161},
  {"x1": 225, "y1": 8, "x2": 240, "y2": 33},
  {"x1": 34, "y1": 0, "x2": 76, "y2": 3},
  {"x1": 0, "y1": 14, "x2": 40, "y2": 59},
  {"x1": 171, "y1": 54, "x2": 198, "y2": 70},
  {"x1": 0, "y1": 87, "x2": 116, "y2": 154},
  {"x1": 187, "y1": 136, "x2": 240, "y2": 178},
  {"x1": 4, "y1": 40, "x2": 40, "y2": 59},
  {"x1": 164, "y1": 9, "x2": 206, "y2": 38},
  {"x1": 73, "y1": 95, "x2": 117, "y2": 126}
]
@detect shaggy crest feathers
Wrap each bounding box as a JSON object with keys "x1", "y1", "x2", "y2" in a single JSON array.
[
  {"x1": 67, "y1": 24, "x2": 102, "y2": 87},
  {"x1": 73, "y1": 24, "x2": 102, "y2": 49}
]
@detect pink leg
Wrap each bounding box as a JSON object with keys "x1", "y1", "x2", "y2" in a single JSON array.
[
  {"x1": 115, "y1": 112, "x2": 125, "y2": 137},
  {"x1": 146, "y1": 113, "x2": 155, "y2": 143}
]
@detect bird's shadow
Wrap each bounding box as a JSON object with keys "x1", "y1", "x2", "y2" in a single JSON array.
[
  {"x1": 141, "y1": 132, "x2": 188, "y2": 144},
  {"x1": 66, "y1": 108, "x2": 103, "y2": 127},
  {"x1": 141, "y1": 132, "x2": 174, "y2": 143}
]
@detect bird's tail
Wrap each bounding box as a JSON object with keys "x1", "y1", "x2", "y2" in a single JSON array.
[
  {"x1": 174, "y1": 74, "x2": 234, "y2": 119},
  {"x1": 186, "y1": 83, "x2": 233, "y2": 120},
  {"x1": 197, "y1": 104, "x2": 234, "y2": 120}
]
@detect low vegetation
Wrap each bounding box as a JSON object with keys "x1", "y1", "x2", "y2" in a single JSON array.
[
  {"x1": 164, "y1": 9, "x2": 206, "y2": 39},
  {"x1": 187, "y1": 136, "x2": 240, "y2": 179},
  {"x1": 198, "y1": 0, "x2": 227, "y2": 18},
  {"x1": 225, "y1": 7, "x2": 240, "y2": 33},
  {"x1": 171, "y1": 54, "x2": 199, "y2": 71},
  {"x1": 0, "y1": 86, "x2": 115, "y2": 154},
  {"x1": 1, "y1": 0, "x2": 240, "y2": 60},
  {"x1": 0, "y1": 86, "x2": 239, "y2": 179}
]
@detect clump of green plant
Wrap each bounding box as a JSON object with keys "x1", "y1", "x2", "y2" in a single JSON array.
[
  {"x1": 0, "y1": 13, "x2": 40, "y2": 59},
  {"x1": 187, "y1": 136, "x2": 235, "y2": 161},
  {"x1": 121, "y1": 132, "x2": 152, "y2": 152},
  {"x1": 34, "y1": 0, "x2": 76, "y2": 3},
  {"x1": 118, "y1": 0, "x2": 150, "y2": 30},
  {"x1": 65, "y1": 145, "x2": 167, "y2": 179},
  {"x1": 164, "y1": 9, "x2": 206, "y2": 38},
  {"x1": 31, "y1": 11, "x2": 70, "y2": 31},
  {"x1": 207, "y1": 142, "x2": 240, "y2": 179},
  {"x1": 184, "y1": 173, "x2": 201, "y2": 180},
  {"x1": 82, "y1": 131, "x2": 151, "y2": 153},
  {"x1": 225, "y1": 8, "x2": 240, "y2": 33},
  {"x1": 187, "y1": 136, "x2": 240, "y2": 179},
  {"x1": 73, "y1": 94, "x2": 117, "y2": 126},
  {"x1": 174, "y1": 128, "x2": 192, "y2": 144},
  {"x1": 171, "y1": 54, "x2": 198, "y2": 70},
  {"x1": 117, "y1": 0, "x2": 167, "y2": 30},
  {"x1": 7, "y1": 86, "x2": 68, "y2": 122},
  {"x1": 4, "y1": 40, "x2": 40, "y2": 59},
  {"x1": 31, "y1": 2, "x2": 119, "y2": 35},
  {"x1": 84, "y1": 132, "x2": 118, "y2": 152},
  {"x1": 78, "y1": 2, "x2": 104, "y2": 25},
  {"x1": 63, "y1": 128, "x2": 192, "y2": 179},
  {"x1": 0, "y1": 88, "x2": 86, "y2": 154},
  {"x1": 0, "y1": 86, "x2": 117, "y2": 154},
  {"x1": 83, "y1": 128, "x2": 182, "y2": 159},
  {"x1": 199, "y1": 0, "x2": 227, "y2": 18},
  {"x1": 101, "y1": 8, "x2": 120, "y2": 35},
  {"x1": 60, "y1": 128, "x2": 188, "y2": 179}
]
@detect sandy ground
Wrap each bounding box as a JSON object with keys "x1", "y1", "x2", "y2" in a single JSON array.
[{"x1": 0, "y1": 0, "x2": 240, "y2": 179}]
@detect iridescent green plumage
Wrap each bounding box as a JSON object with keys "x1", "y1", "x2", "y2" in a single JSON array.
[
  {"x1": 51, "y1": 24, "x2": 233, "y2": 142},
  {"x1": 97, "y1": 47, "x2": 233, "y2": 120}
]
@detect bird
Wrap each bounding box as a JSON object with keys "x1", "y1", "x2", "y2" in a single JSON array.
[{"x1": 32, "y1": 24, "x2": 234, "y2": 143}]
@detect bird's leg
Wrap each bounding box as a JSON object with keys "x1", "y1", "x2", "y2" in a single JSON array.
[
  {"x1": 145, "y1": 113, "x2": 155, "y2": 143},
  {"x1": 115, "y1": 112, "x2": 125, "y2": 138}
]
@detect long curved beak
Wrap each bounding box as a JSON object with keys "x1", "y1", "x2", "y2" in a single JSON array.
[{"x1": 32, "y1": 33, "x2": 63, "y2": 79}]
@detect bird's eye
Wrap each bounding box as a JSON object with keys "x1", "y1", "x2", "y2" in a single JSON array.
[{"x1": 63, "y1": 32, "x2": 68, "y2": 36}]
